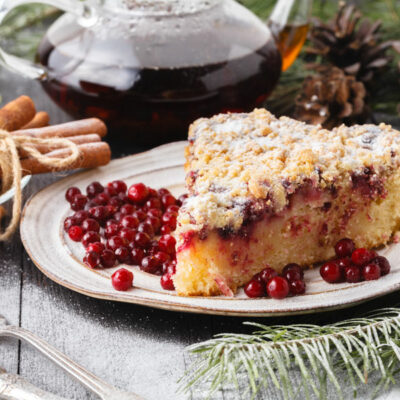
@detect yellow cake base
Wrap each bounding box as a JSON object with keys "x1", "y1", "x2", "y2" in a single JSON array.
[{"x1": 174, "y1": 170, "x2": 400, "y2": 296}]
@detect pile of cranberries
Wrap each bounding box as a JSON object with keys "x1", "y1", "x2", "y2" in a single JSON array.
[
  {"x1": 64, "y1": 180, "x2": 187, "y2": 291},
  {"x1": 244, "y1": 264, "x2": 305, "y2": 299},
  {"x1": 320, "y1": 238, "x2": 391, "y2": 284}
]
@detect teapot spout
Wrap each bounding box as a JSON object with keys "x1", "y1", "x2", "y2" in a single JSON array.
[{"x1": 268, "y1": 0, "x2": 313, "y2": 71}]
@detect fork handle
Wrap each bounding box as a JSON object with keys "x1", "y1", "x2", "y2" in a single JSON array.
[
  {"x1": 0, "y1": 369, "x2": 67, "y2": 400},
  {"x1": 0, "y1": 325, "x2": 115, "y2": 399}
]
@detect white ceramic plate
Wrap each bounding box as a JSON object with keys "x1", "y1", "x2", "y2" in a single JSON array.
[
  {"x1": 20, "y1": 142, "x2": 400, "y2": 316},
  {"x1": 0, "y1": 175, "x2": 31, "y2": 205}
]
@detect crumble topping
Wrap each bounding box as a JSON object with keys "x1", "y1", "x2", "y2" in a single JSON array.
[{"x1": 178, "y1": 109, "x2": 400, "y2": 233}]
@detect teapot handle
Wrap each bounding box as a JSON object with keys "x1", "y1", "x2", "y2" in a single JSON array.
[{"x1": 0, "y1": 0, "x2": 98, "y2": 80}]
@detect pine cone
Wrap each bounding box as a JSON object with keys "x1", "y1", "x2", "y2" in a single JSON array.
[
  {"x1": 307, "y1": 3, "x2": 400, "y2": 87},
  {"x1": 294, "y1": 66, "x2": 369, "y2": 129}
]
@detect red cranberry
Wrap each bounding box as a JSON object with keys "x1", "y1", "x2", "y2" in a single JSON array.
[
  {"x1": 89, "y1": 206, "x2": 107, "y2": 221},
  {"x1": 111, "y1": 268, "x2": 133, "y2": 291},
  {"x1": 128, "y1": 183, "x2": 149, "y2": 203},
  {"x1": 120, "y1": 215, "x2": 139, "y2": 229},
  {"x1": 109, "y1": 196, "x2": 123, "y2": 209},
  {"x1": 71, "y1": 194, "x2": 87, "y2": 211},
  {"x1": 94, "y1": 192, "x2": 109, "y2": 206},
  {"x1": 320, "y1": 261, "x2": 341, "y2": 283},
  {"x1": 138, "y1": 222, "x2": 154, "y2": 237},
  {"x1": 133, "y1": 210, "x2": 146, "y2": 222},
  {"x1": 100, "y1": 249, "x2": 116, "y2": 268},
  {"x1": 104, "y1": 185, "x2": 118, "y2": 197},
  {"x1": 118, "y1": 193, "x2": 130, "y2": 203},
  {"x1": 86, "y1": 200, "x2": 97, "y2": 209},
  {"x1": 351, "y1": 248, "x2": 374, "y2": 266},
  {"x1": 244, "y1": 279, "x2": 265, "y2": 298},
  {"x1": 337, "y1": 257, "x2": 352, "y2": 270},
  {"x1": 68, "y1": 226, "x2": 83, "y2": 242},
  {"x1": 105, "y1": 205, "x2": 116, "y2": 218},
  {"x1": 119, "y1": 228, "x2": 136, "y2": 243},
  {"x1": 282, "y1": 263, "x2": 304, "y2": 279},
  {"x1": 160, "y1": 225, "x2": 172, "y2": 235},
  {"x1": 113, "y1": 212, "x2": 123, "y2": 221},
  {"x1": 130, "y1": 248, "x2": 145, "y2": 264},
  {"x1": 177, "y1": 193, "x2": 188, "y2": 206},
  {"x1": 146, "y1": 216, "x2": 161, "y2": 233},
  {"x1": 147, "y1": 187, "x2": 158, "y2": 197},
  {"x1": 147, "y1": 208, "x2": 162, "y2": 218},
  {"x1": 86, "y1": 182, "x2": 104, "y2": 198},
  {"x1": 86, "y1": 242, "x2": 104, "y2": 254},
  {"x1": 290, "y1": 279, "x2": 306, "y2": 295},
  {"x1": 158, "y1": 234, "x2": 176, "y2": 255},
  {"x1": 266, "y1": 277, "x2": 290, "y2": 299},
  {"x1": 73, "y1": 210, "x2": 89, "y2": 225},
  {"x1": 259, "y1": 267, "x2": 278, "y2": 283},
  {"x1": 105, "y1": 224, "x2": 120, "y2": 238},
  {"x1": 140, "y1": 256, "x2": 159, "y2": 274},
  {"x1": 147, "y1": 241, "x2": 159, "y2": 255},
  {"x1": 64, "y1": 217, "x2": 76, "y2": 232},
  {"x1": 344, "y1": 265, "x2": 361, "y2": 283},
  {"x1": 115, "y1": 246, "x2": 131, "y2": 263},
  {"x1": 120, "y1": 204, "x2": 135, "y2": 215},
  {"x1": 84, "y1": 251, "x2": 100, "y2": 268},
  {"x1": 106, "y1": 219, "x2": 118, "y2": 227},
  {"x1": 161, "y1": 212, "x2": 177, "y2": 230},
  {"x1": 134, "y1": 232, "x2": 151, "y2": 248},
  {"x1": 158, "y1": 188, "x2": 171, "y2": 197},
  {"x1": 82, "y1": 231, "x2": 101, "y2": 247},
  {"x1": 362, "y1": 263, "x2": 381, "y2": 281},
  {"x1": 335, "y1": 238, "x2": 355, "y2": 258},
  {"x1": 154, "y1": 251, "x2": 170, "y2": 265},
  {"x1": 166, "y1": 205, "x2": 180, "y2": 214},
  {"x1": 372, "y1": 256, "x2": 391, "y2": 276},
  {"x1": 108, "y1": 180, "x2": 127, "y2": 194},
  {"x1": 160, "y1": 273, "x2": 175, "y2": 290},
  {"x1": 81, "y1": 218, "x2": 100, "y2": 233},
  {"x1": 107, "y1": 236, "x2": 127, "y2": 251},
  {"x1": 65, "y1": 187, "x2": 81, "y2": 202},
  {"x1": 162, "y1": 261, "x2": 176, "y2": 275},
  {"x1": 284, "y1": 269, "x2": 302, "y2": 282},
  {"x1": 145, "y1": 197, "x2": 161, "y2": 210},
  {"x1": 161, "y1": 194, "x2": 176, "y2": 209}
]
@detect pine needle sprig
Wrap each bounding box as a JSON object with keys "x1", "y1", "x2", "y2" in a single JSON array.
[{"x1": 181, "y1": 308, "x2": 400, "y2": 400}]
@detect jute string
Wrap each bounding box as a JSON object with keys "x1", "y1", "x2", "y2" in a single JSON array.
[{"x1": 0, "y1": 129, "x2": 80, "y2": 240}]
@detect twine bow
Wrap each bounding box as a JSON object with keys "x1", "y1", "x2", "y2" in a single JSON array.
[{"x1": 0, "y1": 130, "x2": 80, "y2": 240}]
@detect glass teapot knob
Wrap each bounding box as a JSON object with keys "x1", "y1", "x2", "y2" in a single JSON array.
[
  {"x1": 0, "y1": 0, "x2": 98, "y2": 79},
  {"x1": 268, "y1": 0, "x2": 313, "y2": 71}
]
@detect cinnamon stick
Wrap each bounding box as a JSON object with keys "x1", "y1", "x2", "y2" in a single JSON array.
[
  {"x1": 20, "y1": 142, "x2": 111, "y2": 176},
  {"x1": 12, "y1": 118, "x2": 107, "y2": 139},
  {"x1": 21, "y1": 111, "x2": 50, "y2": 129},
  {"x1": 0, "y1": 96, "x2": 36, "y2": 131},
  {"x1": 18, "y1": 134, "x2": 102, "y2": 159}
]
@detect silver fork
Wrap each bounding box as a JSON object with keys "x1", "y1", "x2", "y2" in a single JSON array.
[{"x1": 0, "y1": 315, "x2": 145, "y2": 400}]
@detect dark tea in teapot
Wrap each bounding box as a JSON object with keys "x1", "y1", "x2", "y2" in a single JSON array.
[{"x1": 37, "y1": 35, "x2": 281, "y2": 145}]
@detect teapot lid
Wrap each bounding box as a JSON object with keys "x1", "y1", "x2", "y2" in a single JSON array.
[{"x1": 104, "y1": 0, "x2": 219, "y2": 16}]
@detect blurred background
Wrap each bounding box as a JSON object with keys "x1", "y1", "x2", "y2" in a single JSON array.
[{"x1": 1, "y1": 0, "x2": 399, "y2": 139}]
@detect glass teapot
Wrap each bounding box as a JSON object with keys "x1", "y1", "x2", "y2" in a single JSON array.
[{"x1": 0, "y1": 0, "x2": 312, "y2": 145}]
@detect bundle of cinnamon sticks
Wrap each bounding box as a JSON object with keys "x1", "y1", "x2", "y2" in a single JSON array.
[{"x1": 0, "y1": 95, "x2": 111, "y2": 176}]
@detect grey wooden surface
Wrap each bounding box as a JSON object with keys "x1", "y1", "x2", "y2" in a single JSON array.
[{"x1": 1, "y1": 68, "x2": 400, "y2": 400}]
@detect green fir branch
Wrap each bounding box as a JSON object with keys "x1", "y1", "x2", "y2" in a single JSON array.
[{"x1": 181, "y1": 308, "x2": 400, "y2": 399}]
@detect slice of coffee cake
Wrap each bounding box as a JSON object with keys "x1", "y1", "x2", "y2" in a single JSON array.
[{"x1": 174, "y1": 109, "x2": 400, "y2": 296}]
